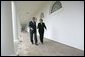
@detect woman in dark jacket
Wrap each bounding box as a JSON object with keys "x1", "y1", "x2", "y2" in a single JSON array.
[{"x1": 37, "y1": 19, "x2": 47, "y2": 44}]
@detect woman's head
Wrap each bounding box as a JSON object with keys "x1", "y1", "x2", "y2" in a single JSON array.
[{"x1": 40, "y1": 19, "x2": 43, "y2": 23}]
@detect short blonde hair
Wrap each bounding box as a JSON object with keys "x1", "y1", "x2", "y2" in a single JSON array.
[{"x1": 40, "y1": 19, "x2": 43, "y2": 21}]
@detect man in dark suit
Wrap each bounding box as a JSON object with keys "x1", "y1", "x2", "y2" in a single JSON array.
[
  {"x1": 29, "y1": 17, "x2": 38, "y2": 45},
  {"x1": 37, "y1": 19, "x2": 47, "y2": 44}
]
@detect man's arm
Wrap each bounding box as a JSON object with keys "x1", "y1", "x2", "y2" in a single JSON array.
[
  {"x1": 29, "y1": 21, "x2": 33, "y2": 30},
  {"x1": 29, "y1": 21, "x2": 31, "y2": 28}
]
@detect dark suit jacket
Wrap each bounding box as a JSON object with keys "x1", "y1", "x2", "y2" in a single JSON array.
[
  {"x1": 37, "y1": 22, "x2": 46, "y2": 33},
  {"x1": 29, "y1": 21, "x2": 36, "y2": 32}
]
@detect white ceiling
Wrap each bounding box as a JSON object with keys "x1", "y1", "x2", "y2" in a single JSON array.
[{"x1": 15, "y1": 1, "x2": 48, "y2": 24}]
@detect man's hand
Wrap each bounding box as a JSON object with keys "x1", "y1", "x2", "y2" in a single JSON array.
[{"x1": 30, "y1": 28, "x2": 33, "y2": 30}]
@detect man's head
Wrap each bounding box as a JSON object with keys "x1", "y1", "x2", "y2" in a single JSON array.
[
  {"x1": 32, "y1": 17, "x2": 36, "y2": 21},
  {"x1": 40, "y1": 19, "x2": 43, "y2": 23},
  {"x1": 32, "y1": 17, "x2": 37, "y2": 22}
]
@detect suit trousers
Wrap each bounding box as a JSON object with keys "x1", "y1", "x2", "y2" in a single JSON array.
[
  {"x1": 39, "y1": 31, "x2": 44, "y2": 43},
  {"x1": 30, "y1": 30, "x2": 37, "y2": 44}
]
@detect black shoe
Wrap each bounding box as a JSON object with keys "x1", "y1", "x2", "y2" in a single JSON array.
[
  {"x1": 32, "y1": 42, "x2": 34, "y2": 44},
  {"x1": 41, "y1": 42, "x2": 43, "y2": 44}
]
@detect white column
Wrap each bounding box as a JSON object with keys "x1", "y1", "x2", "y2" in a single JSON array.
[
  {"x1": 11, "y1": 1, "x2": 19, "y2": 54},
  {"x1": 11, "y1": 1, "x2": 18, "y2": 43},
  {"x1": 1, "y1": 1, "x2": 16, "y2": 56}
]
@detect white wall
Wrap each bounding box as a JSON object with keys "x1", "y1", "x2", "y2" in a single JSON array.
[
  {"x1": 17, "y1": 14, "x2": 21, "y2": 39},
  {"x1": 35, "y1": 1, "x2": 84, "y2": 50},
  {"x1": 1, "y1": 1, "x2": 15, "y2": 56},
  {"x1": 16, "y1": 5, "x2": 21, "y2": 38}
]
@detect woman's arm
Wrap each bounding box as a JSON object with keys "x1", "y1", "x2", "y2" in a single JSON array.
[{"x1": 44, "y1": 23, "x2": 47, "y2": 30}]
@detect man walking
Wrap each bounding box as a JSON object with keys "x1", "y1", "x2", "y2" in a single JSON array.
[{"x1": 29, "y1": 17, "x2": 38, "y2": 45}]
